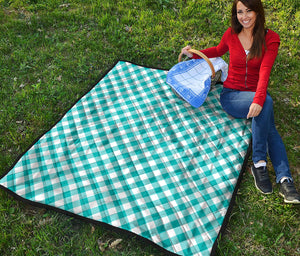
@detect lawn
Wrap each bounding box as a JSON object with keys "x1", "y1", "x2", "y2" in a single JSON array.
[{"x1": 0, "y1": 0, "x2": 299, "y2": 255}]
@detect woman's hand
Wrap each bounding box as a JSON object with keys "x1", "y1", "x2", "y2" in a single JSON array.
[
  {"x1": 181, "y1": 45, "x2": 193, "y2": 58},
  {"x1": 247, "y1": 103, "x2": 262, "y2": 119}
]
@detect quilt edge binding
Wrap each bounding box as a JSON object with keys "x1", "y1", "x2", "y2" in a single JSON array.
[{"x1": 210, "y1": 139, "x2": 252, "y2": 256}]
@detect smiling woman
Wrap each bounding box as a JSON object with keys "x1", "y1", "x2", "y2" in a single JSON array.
[
  {"x1": 236, "y1": 3, "x2": 257, "y2": 30},
  {"x1": 231, "y1": 0, "x2": 266, "y2": 60},
  {"x1": 181, "y1": 0, "x2": 300, "y2": 204}
]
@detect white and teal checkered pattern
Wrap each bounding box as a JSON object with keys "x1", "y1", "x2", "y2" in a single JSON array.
[{"x1": 0, "y1": 61, "x2": 251, "y2": 256}]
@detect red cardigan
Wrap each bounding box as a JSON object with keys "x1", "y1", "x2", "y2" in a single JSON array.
[{"x1": 192, "y1": 27, "x2": 280, "y2": 107}]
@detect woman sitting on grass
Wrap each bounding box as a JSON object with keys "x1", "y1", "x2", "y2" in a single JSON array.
[{"x1": 181, "y1": 0, "x2": 300, "y2": 204}]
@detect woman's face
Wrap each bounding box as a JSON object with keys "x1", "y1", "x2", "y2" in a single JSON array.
[{"x1": 236, "y1": 1, "x2": 257, "y2": 30}]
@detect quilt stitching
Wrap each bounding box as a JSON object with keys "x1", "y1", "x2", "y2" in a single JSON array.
[{"x1": 0, "y1": 61, "x2": 251, "y2": 256}]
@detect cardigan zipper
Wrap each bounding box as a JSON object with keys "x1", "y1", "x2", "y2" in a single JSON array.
[{"x1": 245, "y1": 59, "x2": 248, "y2": 88}]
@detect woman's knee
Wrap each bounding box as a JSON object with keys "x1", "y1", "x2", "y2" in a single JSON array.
[
  {"x1": 255, "y1": 95, "x2": 274, "y2": 121},
  {"x1": 220, "y1": 90, "x2": 254, "y2": 118},
  {"x1": 265, "y1": 94, "x2": 273, "y2": 106},
  {"x1": 262, "y1": 95, "x2": 274, "y2": 112}
]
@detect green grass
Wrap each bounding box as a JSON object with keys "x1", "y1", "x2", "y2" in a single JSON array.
[{"x1": 0, "y1": 0, "x2": 299, "y2": 255}]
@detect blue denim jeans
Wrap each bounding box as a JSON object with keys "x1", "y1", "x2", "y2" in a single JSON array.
[{"x1": 220, "y1": 87, "x2": 292, "y2": 183}]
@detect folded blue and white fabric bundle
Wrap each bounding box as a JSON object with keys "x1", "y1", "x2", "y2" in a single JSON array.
[{"x1": 167, "y1": 58, "x2": 228, "y2": 108}]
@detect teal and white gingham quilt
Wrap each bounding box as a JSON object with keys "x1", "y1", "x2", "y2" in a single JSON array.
[{"x1": 0, "y1": 61, "x2": 251, "y2": 256}]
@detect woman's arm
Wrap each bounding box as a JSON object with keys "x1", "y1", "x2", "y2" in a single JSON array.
[
  {"x1": 252, "y1": 41, "x2": 280, "y2": 107},
  {"x1": 247, "y1": 42, "x2": 279, "y2": 118},
  {"x1": 248, "y1": 31, "x2": 280, "y2": 118}
]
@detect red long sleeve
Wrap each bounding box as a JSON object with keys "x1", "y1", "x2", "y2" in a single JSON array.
[{"x1": 252, "y1": 39, "x2": 280, "y2": 106}]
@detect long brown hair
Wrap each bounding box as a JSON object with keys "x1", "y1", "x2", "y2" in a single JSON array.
[{"x1": 231, "y1": 0, "x2": 266, "y2": 59}]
